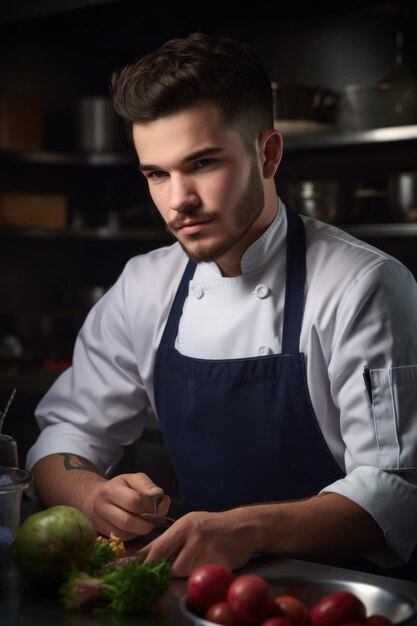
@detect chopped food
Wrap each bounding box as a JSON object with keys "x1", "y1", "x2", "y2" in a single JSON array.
[
  {"x1": 86, "y1": 541, "x2": 116, "y2": 573},
  {"x1": 96, "y1": 532, "x2": 126, "y2": 558},
  {"x1": 59, "y1": 559, "x2": 171, "y2": 613},
  {"x1": 13, "y1": 505, "x2": 171, "y2": 615},
  {"x1": 87, "y1": 532, "x2": 127, "y2": 571}
]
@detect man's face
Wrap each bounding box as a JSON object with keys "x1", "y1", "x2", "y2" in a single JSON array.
[{"x1": 133, "y1": 101, "x2": 269, "y2": 273}]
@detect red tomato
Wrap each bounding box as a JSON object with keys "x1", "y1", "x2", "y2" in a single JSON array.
[
  {"x1": 261, "y1": 618, "x2": 294, "y2": 626},
  {"x1": 366, "y1": 616, "x2": 392, "y2": 626},
  {"x1": 274, "y1": 594, "x2": 310, "y2": 626},
  {"x1": 186, "y1": 564, "x2": 234, "y2": 613},
  {"x1": 205, "y1": 601, "x2": 242, "y2": 625},
  {"x1": 310, "y1": 591, "x2": 366, "y2": 626},
  {"x1": 227, "y1": 574, "x2": 273, "y2": 624}
]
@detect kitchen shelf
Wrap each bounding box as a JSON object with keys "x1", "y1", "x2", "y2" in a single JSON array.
[
  {"x1": 0, "y1": 226, "x2": 172, "y2": 240},
  {"x1": 342, "y1": 222, "x2": 417, "y2": 238},
  {"x1": 282, "y1": 125, "x2": 417, "y2": 152},
  {"x1": 0, "y1": 150, "x2": 137, "y2": 166}
]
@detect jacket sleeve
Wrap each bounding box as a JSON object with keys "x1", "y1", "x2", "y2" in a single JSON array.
[{"x1": 322, "y1": 259, "x2": 417, "y2": 566}]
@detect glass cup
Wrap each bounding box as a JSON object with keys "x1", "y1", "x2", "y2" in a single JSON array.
[
  {"x1": 0, "y1": 435, "x2": 19, "y2": 467},
  {"x1": 0, "y1": 466, "x2": 32, "y2": 577}
]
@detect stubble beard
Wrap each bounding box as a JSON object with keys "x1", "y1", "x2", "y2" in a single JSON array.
[{"x1": 166, "y1": 161, "x2": 265, "y2": 264}]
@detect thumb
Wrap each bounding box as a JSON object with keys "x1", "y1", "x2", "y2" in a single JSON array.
[
  {"x1": 131, "y1": 472, "x2": 165, "y2": 498},
  {"x1": 141, "y1": 478, "x2": 171, "y2": 516},
  {"x1": 126, "y1": 473, "x2": 171, "y2": 513}
]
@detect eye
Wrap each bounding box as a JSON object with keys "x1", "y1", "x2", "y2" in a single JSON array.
[
  {"x1": 143, "y1": 170, "x2": 167, "y2": 181},
  {"x1": 194, "y1": 158, "x2": 216, "y2": 170}
]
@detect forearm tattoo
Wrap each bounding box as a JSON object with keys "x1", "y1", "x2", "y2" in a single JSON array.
[{"x1": 60, "y1": 453, "x2": 100, "y2": 474}]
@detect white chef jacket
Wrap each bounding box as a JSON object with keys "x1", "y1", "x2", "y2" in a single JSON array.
[{"x1": 27, "y1": 199, "x2": 417, "y2": 567}]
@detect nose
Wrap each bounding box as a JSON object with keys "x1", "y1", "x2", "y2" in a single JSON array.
[{"x1": 169, "y1": 173, "x2": 199, "y2": 212}]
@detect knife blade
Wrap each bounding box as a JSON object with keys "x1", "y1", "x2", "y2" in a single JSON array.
[{"x1": 139, "y1": 513, "x2": 176, "y2": 527}]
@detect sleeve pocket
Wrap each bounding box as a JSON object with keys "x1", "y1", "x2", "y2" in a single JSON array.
[{"x1": 370, "y1": 365, "x2": 417, "y2": 470}]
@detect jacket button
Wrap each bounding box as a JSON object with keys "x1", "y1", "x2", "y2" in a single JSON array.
[
  {"x1": 253, "y1": 284, "x2": 269, "y2": 299},
  {"x1": 257, "y1": 345, "x2": 271, "y2": 356},
  {"x1": 192, "y1": 284, "x2": 204, "y2": 299}
]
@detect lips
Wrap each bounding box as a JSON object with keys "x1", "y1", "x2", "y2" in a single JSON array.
[{"x1": 172, "y1": 218, "x2": 212, "y2": 235}]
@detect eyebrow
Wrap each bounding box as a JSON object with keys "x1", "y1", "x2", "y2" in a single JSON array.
[{"x1": 139, "y1": 146, "x2": 223, "y2": 172}]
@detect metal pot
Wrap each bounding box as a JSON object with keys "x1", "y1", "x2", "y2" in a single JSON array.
[
  {"x1": 387, "y1": 172, "x2": 417, "y2": 222},
  {"x1": 75, "y1": 97, "x2": 128, "y2": 152},
  {"x1": 337, "y1": 65, "x2": 417, "y2": 131},
  {"x1": 284, "y1": 180, "x2": 343, "y2": 223},
  {"x1": 351, "y1": 184, "x2": 389, "y2": 223},
  {"x1": 272, "y1": 83, "x2": 339, "y2": 129}
]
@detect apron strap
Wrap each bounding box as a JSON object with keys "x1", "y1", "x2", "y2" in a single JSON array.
[
  {"x1": 282, "y1": 205, "x2": 306, "y2": 354},
  {"x1": 160, "y1": 258, "x2": 197, "y2": 346}
]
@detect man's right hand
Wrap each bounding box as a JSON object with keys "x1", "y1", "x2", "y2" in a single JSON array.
[
  {"x1": 85, "y1": 471, "x2": 171, "y2": 540},
  {"x1": 32, "y1": 453, "x2": 170, "y2": 540}
]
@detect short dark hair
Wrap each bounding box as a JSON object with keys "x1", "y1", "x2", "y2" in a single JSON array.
[{"x1": 111, "y1": 32, "x2": 273, "y2": 150}]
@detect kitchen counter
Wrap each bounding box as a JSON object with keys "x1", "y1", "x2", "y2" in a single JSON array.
[
  {"x1": 2, "y1": 551, "x2": 417, "y2": 626},
  {"x1": 2, "y1": 500, "x2": 417, "y2": 626}
]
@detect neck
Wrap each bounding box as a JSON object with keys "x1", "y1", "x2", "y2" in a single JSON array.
[{"x1": 217, "y1": 196, "x2": 279, "y2": 277}]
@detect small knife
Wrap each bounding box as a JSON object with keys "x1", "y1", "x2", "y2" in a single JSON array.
[{"x1": 139, "y1": 513, "x2": 176, "y2": 527}]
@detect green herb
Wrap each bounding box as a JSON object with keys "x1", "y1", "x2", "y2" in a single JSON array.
[
  {"x1": 59, "y1": 559, "x2": 171, "y2": 614},
  {"x1": 86, "y1": 542, "x2": 115, "y2": 573}
]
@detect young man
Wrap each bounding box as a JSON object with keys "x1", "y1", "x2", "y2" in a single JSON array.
[{"x1": 28, "y1": 32, "x2": 417, "y2": 579}]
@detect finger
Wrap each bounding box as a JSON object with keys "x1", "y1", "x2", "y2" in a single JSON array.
[
  {"x1": 122, "y1": 473, "x2": 171, "y2": 514},
  {"x1": 115, "y1": 489, "x2": 171, "y2": 517},
  {"x1": 169, "y1": 535, "x2": 234, "y2": 577},
  {"x1": 125, "y1": 472, "x2": 165, "y2": 499},
  {"x1": 93, "y1": 509, "x2": 143, "y2": 541},
  {"x1": 138, "y1": 537, "x2": 155, "y2": 559},
  {"x1": 101, "y1": 475, "x2": 170, "y2": 517},
  {"x1": 168, "y1": 536, "x2": 201, "y2": 577},
  {"x1": 156, "y1": 494, "x2": 171, "y2": 516},
  {"x1": 139, "y1": 527, "x2": 184, "y2": 564},
  {"x1": 170, "y1": 552, "x2": 197, "y2": 578},
  {"x1": 97, "y1": 482, "x2": 147, "y2": 518},
  {"x1": 94, "y1": 499, "x2": 159, "y2": 538}
]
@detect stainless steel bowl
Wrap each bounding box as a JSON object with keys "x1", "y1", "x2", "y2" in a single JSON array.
[{"x1": 180, "y1": 577, "x2": 417, "y2": 626}]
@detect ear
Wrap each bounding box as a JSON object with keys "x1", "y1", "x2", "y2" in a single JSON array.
[{"x1": 258, "y1": 129, "x2": 283, "y2": 179}]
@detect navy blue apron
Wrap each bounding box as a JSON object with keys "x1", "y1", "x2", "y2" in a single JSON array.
[{"x1": 154, "y1": 205, "x2": 344, "y2": 513}]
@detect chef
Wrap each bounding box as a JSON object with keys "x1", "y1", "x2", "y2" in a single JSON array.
[{"x1": 27, "y1": 32, "x2": 417, "y2": 579}]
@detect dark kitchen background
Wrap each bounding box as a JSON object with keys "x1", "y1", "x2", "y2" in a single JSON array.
[{"x1": 1, "y1": 0, "x2": 416, "y2": 499}]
